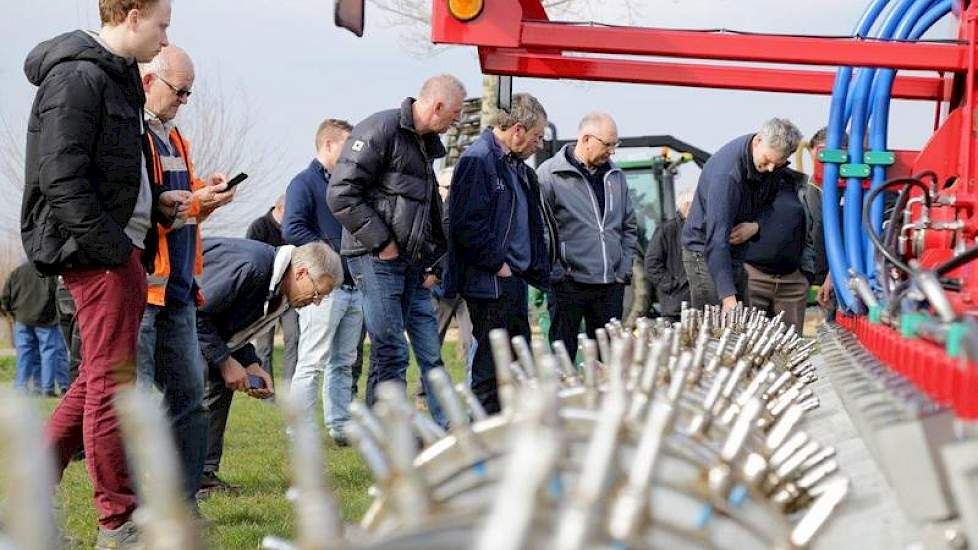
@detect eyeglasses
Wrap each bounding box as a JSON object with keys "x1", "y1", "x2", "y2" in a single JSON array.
[
  {"x1": 157, "y1": 76, "x2": 192, "y2": 99},
  {"x1": 309, "y1": 276, "x2": 323, "y2": 304},
  {"x1": 589, "y1": 135, "x2": 621, "y2": 150}
]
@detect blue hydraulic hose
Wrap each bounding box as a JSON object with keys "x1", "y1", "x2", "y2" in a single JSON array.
[
  {"x1": 823, "y1": 0, "x2": 893, "y2": 311},
  {"x1": 846, "y1": 0, "x2": 920, "y2": 276},
  {"x1": 865, "y1": 0, "x2": 949, "y2": 281}
]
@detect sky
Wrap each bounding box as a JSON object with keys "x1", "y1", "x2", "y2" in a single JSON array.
[{"x1": 0, "y1": 0, "x2": 957, "y2": 241}]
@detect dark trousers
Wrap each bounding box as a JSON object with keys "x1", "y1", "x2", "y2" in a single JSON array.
[
  {"x1": 548, "y1": 280, "x2": 624, "y2": 361},
  {"x1": 253, "y1": 307, "x2": 299, "y2": 389},
  {"x1": 46, "y1": 250, "x2": 146, "y2": 529},
  {"x1": 352, "y1": 325, "x2": 365, "y2": 397},
  {"x1": 466, "y1": 276, "x2": 530, "y2": 416},
  {"x1": 681, "y1": 248, "x2": 749, "y2": 309},
  {"x1": 203, "y1": 367, "x2": 233, "y2": 474},
  {"x1": 135, "y1": 304, "x2": 209, "y2": 501},
  {"x1": 56, "y1": 282, "x2": 83, "y2": 383}
]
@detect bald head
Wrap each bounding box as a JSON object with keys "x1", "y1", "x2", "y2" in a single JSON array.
[
  {"x1": 141, "y1": 45, "x2": 195, "y2": 122},
  {"x1": 413, "y1": 74, "x2": 466, "y2": 135},
  {"x1": 575, "y1": 112, "x2": 619, "y2": 168}
]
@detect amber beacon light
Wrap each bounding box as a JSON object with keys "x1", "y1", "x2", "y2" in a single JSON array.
[{"x1": 447, "y1": 0, "x2": 483, "y2": 21}]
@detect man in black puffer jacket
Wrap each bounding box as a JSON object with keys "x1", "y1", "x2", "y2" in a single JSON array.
[
  {"x1": 328, "y1": 74, "x2": 465, "y2": 408},
  {"x1": 19, "y1": 2, "x2": 189, "y2": 546}
]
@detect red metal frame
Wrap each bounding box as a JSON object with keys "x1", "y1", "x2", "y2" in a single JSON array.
[{"x1": 430, "y1": 0, "x2": 978, "y2": 415}]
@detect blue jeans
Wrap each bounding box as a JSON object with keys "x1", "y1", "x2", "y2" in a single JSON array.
[
  {"x1": 291, "y1": 286, "x2": 364, "y2": 436},
  {"x1": 136, "y1": 303, "x2": 208, "y2": 501},
  {"x1": 14, "y1": 322, "x2": 69, "y2": 393},
  {"x1": 349, "y1": 255, "x2": 447, "y2": 427}
]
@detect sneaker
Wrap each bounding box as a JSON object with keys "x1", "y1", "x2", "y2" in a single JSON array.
[
  {"x1": 196, "y1": 471, "x2": 241, "y2": 500},
  {"x1": 95, "y1": 520, "x2": 143, "y2": 550}
]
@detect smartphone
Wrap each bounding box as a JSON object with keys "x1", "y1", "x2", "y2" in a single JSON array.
[
  {"x1": 225, "y1": 172, "x2": 249, "y2": 190},
  {"x1": 247, "y1": 373, "x2": 266, "y2": 390}
]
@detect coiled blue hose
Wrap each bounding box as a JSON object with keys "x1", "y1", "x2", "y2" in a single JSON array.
[{"x1": 823, "y1": 0, "x2": 893, "y2": 311}]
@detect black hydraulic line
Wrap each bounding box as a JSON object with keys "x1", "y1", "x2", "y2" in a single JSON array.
[
  {"x1": 880, "y1": 183, "x2": 913, "y2": 299},
  {"x1": 863, "y1": 177, "x2": 932, "y2": 276},
  {"x1": 935, "y1": 243, "x2": 978, "y2": 276}
]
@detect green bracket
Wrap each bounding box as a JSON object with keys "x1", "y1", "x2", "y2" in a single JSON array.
[
  {"x1": 946, "y1": 323, "x2": 968, "y2": 358},
  {"x1": 900, "y1": 312, "x2": 930, "y2": 339},
  {"x1": 818, "y1": 148, "x2": 848, "y2": 164},
  {"x1": 864, "y1": 150, "x2": 896, "y2": 166},
  {"x1": 840, "y1": 163, "x2": 871, "y2": 178},
  {"x1": 868, "y1": 305, "x2": 882, "y2": 325}
]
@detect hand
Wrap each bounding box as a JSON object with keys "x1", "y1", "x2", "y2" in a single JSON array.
[
  {"x1": 497, "y1": 263, "x2": 512, "y2": 278},
  {"x1": 378, "y1": 240, "x2": 400, "y2": 261},
  {"x1": 218, "y1": 357, "x2": 249, "y2": 392},
  {"x1": 423, "y1": 274, "x2": 439, "y2": 289},
  {"x1": 159, "y1": 190, "x2": 193, "y2": 221},
  {"x1": 194, "y1": 172, "x2": 235, "y2": 212},
  {"x1": 244, "y1": 363, "x2": 274, "y2": 399},
  {"x1": 817, "y1": 274, "x2": 834, "y2": 309},
  {"x1": 728, "y1": 222, "x2": 759, "y2": 245},
  {"x1": 721, "y1": 295, "x2": 739, "y2": 312}
]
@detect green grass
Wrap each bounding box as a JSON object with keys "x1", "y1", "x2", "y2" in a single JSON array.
[{"x1": 0, "y1": 341, "x2": 469, "y2": 549}]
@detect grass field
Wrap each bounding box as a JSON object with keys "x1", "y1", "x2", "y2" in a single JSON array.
[{"x1": 0, "y1": 341, "x2": 468, "y2": 549}]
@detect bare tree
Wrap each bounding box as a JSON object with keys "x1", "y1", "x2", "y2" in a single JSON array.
[
  {"x1": 0, "y1": 113, "x2": 25, "y2": 233},
  {"x1": 176, "y1": 78, "x2": 288, "y2": 237},
  {"x1": 367, "y1": 0, "x2": 645, "y2": 56}
]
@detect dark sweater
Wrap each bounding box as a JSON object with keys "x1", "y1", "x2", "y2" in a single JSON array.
[
  {"x1": 682, "y1": 134, "x2": 779, "y2": 298},
  {"x1": 745, "y1": 177, "x2": 806, "y2": 275},
  {"x1": 282, "y1": 159, "x2": 353, "y2": 285},
  {"x1": 1, "y1": 263, "x2": 58, "y2": 326},
  {"x1": 246, "y1": 210, "x2": 286, "y2": 247},
  {"x1": 564, "y1": 146, "x2": 610, "y2": 217}
]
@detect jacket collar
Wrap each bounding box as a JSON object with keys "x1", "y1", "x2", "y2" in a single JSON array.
[
  {"x1": 308, "y1": 158, "x2": 330, "y2": 181},
  {"x1": 267, "y1": 245, "x2": 295, "y2": 313},
  {"x1": 550, "y1": 143, "x2": 619, "y2": 180},
  {"x1": 743, "y1": 133, "x2": 763, "y2": 181},
  {"x1": 399, "y1": 97, "x2": 447, "y2": 159}
]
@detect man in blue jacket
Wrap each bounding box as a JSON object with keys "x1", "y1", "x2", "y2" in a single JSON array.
[
  {"x1": 283, "y1": 118, "x2": 367, "y2": 445},
  {"x1": 198, "y1": 237, "x2": 343, "y2": 492},
  {"x1": 446, "y1": 93, "x2": 558, "y2": 415},
  {"x1": 681, "y1": 118, "x2": 802, "y2": 311}
]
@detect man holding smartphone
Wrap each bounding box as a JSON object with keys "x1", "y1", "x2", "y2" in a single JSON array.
[
  {"x1": 135, "y1": 44, "x2": 236, "y2": 508},
  {"x1": 196, "y1": 237, "x2": 343, "y2": 496}
]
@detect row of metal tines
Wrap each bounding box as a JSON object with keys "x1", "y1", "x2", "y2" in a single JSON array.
[{"x1": 0, "y1": 305, "x2": 846, "y2": 550}]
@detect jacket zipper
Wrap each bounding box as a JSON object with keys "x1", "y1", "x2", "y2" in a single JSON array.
[
  {"x1": 497, "y1": 177, "x2": 517, "y2": 299},
  {"x1": 411, "y1": 133, "x2": 432, "y2": 261},
  {"x1": 580, "y1": 174, "x2": 609, "y2": 283}
]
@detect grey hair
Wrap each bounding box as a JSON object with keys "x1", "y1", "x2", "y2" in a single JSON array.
[
  {"x1": 291, "y1": 242, "x2": 343, "y2": 289},
  {"x1": 577, "y1": 111, "x2": 616, "y2": 134},
  {"x1": 138, "y1": 53, "x2": 169, "y2": 77},
  {"x1": 758, "y1": 118, "x2": 803, "y2": 156},
  {"x1": 493, "y1": 93, "x2": 548, "y2": 131},
  {"x1": 419, "y1": 74, "x2": 467, "y2": 102}
]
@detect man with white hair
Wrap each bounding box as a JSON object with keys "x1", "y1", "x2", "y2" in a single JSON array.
[
  {"x1": 135, "y1": 44, "x2": 236, "y2": 507},
  {"x1": 537, "y1": 111, "x2": 638, "y2": 361},
  {"x1": 682, "y1": 118, "x2": 802, "y2": 311},
  {"x1": 328, "y1": 75, "x2": 465, "y2": 417},
  {"x1": 645, "y1": 190, "x2": 694, "y2": 321}
]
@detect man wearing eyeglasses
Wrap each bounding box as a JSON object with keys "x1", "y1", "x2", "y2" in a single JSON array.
[
  {"x1": 135, "y1": 45, "x2": 236, "y2": 508},
  {"x1": 445, "y1": 93, "x2": 558, "y2": 414},
  {"x1": 537, "y1": 112, "x2": 638, "y2": 362},
  {"x1": 681, "y1": 118, "x2": 802, "y2": 312},
  {"x1": 196, "y1": 238, "x2": 342, "y2": 496}
]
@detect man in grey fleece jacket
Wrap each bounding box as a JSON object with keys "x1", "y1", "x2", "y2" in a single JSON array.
[{"x1": 537, "y1": 112, "x2": 638, "y2": 360}]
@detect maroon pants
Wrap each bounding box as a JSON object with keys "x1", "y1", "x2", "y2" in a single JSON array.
[{"x1": 46, "y1": 250, "x2": 147, "y2": 529}]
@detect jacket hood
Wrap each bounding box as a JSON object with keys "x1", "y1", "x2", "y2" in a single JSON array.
[{"x1": 25, "y1": 30, "x2": 133, "y2": 86}]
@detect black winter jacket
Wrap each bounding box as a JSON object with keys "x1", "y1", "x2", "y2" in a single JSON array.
[
  {"x1": 645, "y1": 216, "x2": 690, "y2": 318},
  {"x1": 327, "y1": 98, "x2": 447, "y2": 267},
  {"x1": 246, "y1": 209, "x2": 286, "y2": 247},
  {"x1": 21, "y1": 30, "x2": 165, "y2": 275},
  {"x1": 0, "y1": 263, "x2": 58, "y2": 326}
]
